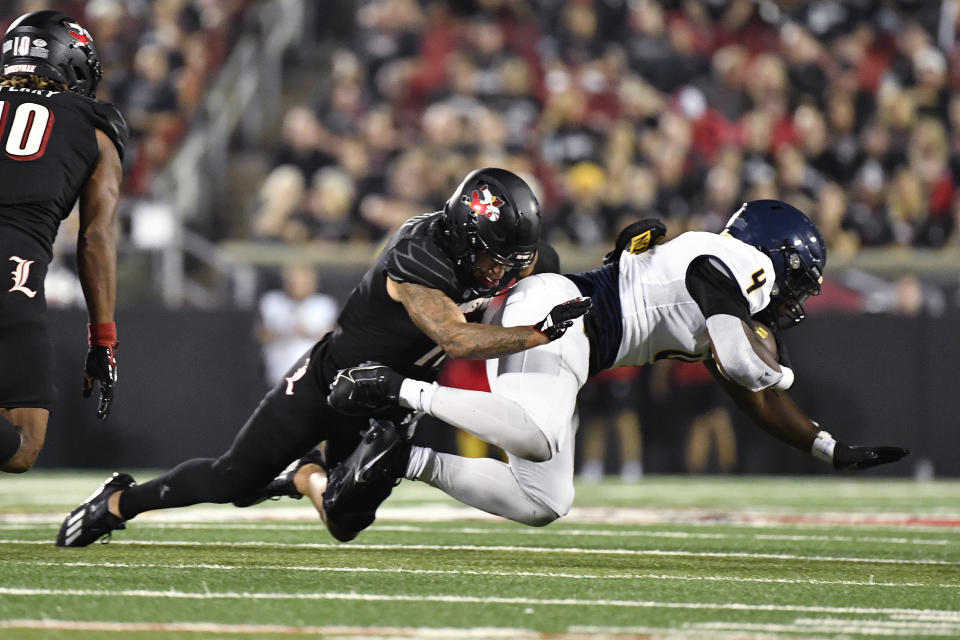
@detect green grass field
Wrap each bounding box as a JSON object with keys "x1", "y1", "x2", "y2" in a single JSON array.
[{"x1": 1, "y1": 472, "x2": 959, "y2": 639}]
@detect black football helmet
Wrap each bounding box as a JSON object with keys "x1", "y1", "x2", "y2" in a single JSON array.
[
  {"x1": 1, "y1": 10, "x2": 102, "y2": 97},
  {"x1": 723, "y1": 200, "x2": 826, "y2": 327},
  {"x1": 439, "y1": 167, "x2": 542, "y2": 294}
]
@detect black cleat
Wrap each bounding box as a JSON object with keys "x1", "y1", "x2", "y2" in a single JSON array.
[
  {"x1": 232, "y1": 448, "x2": 325, "y2": 508},
  {"x1": 56, "y1": 472, "x2": 135, "y2": 547},
  {"x1": 327, "y1": 362, "x2": 404, "y2": 415},
  {"x1": 322, "y1": 419, "x2": 411, "y2": 540}
]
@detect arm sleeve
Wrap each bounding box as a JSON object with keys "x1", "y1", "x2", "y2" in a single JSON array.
[
  {"x1": 685, "y1": 255, "x2": 752, "y2": 322},
  {"x1": 687, "y1": 255, "x2": 788, "y2": 392},
  {"x1": 705, "y1": 314, "x2": 789, "y2": 392}
]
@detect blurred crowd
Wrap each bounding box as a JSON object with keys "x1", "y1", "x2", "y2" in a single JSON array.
[
  {"x1": 1, "y1": 0, "x2": 251, "y2": 197},
  {"x1": 246, "y1": 0, "x2": 960, "y2": 261}
]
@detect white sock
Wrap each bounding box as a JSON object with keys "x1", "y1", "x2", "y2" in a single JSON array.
[
  {"x1": 811, "y1": 430, "x2": 836, "y2": 464},
  {"x1": 399, "y1": 379, "x2": 439, "y2": 412}
]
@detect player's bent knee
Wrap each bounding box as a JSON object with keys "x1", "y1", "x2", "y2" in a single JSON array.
[
  {"x1": 2, "y1": 453, "x2": 34, "y2": 474},
  {"x1": 2, "y1": 438, "x2": 41, "y2": 473},
  {"x1": 514, "y1": 430, "x2": 552, "y2": 463},
  {"x1": 210, "y1": 458, "x2": 266, "y2": 502},
  {"x1": 524, "y1": 504, "x2": 561, "y2": 527}
]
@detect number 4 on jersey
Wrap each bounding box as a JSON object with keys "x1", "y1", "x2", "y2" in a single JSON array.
[{"x1": 0, "y1": 101, "x2": 54, "y2": 160}]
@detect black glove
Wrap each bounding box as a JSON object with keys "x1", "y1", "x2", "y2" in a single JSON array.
[
  {"x1": 832, "y1": 442, "x2": 910, "y2": 471},
  {"x1": 83, "y1": 344, "x2": 117, "y2": 420},
  {"x1": 533, "y1": 297, "x2": 592, "y2": 341},
  {"x1": 603, "y1": 218, "x2": 667, "y2": 264}
]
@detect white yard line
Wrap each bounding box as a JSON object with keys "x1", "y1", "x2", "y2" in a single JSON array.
[
  {"x1": 574, "y1": 620, "x2": 960, "y2": 638},
  {"x1": 4, "y1": 505, "x2": 960, "y2": 531},
  {"x1": 3, "y1": 521, "x2": 954, "y2": 546},
  {"x1": 2, "y1": 538, "x2": 956, "y2": 566},
  {"x1": 8, "y1": 559, "x2": 960, "y2": 589},
  {"x1": 2, "y1": 586, "x2": 959, "y2": 620},
  {"x1": 0, "y1": 620, "x2": 545, "y2": 638}
]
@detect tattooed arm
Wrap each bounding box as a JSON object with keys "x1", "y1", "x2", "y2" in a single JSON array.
[{"x1": 386, "y1": 278, "x2": 549, "y2": 359}]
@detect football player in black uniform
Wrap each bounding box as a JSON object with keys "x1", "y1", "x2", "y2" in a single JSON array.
[
  {"x1": 0, "y1": 11, "x2": 126, "y2": 473},
  {"x1": 56, "y1": 167, "x2": 593, "y2": 546}
]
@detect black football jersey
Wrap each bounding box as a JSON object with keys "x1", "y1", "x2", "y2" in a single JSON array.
[
  {"x1": 326, "y1": 212, "x2": 525, "y2": 381},
  {"x1": 0, "y1": 84, "x2": 127, "y2": 258}
]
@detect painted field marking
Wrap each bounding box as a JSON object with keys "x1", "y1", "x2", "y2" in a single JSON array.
[
  {"x1": 8, "y1": 559, "x2": 960, "y2": 590},
  {"x1": 2, "y1": 586, "x2": 960, "y2": 620},
  {"x1": 3, "y1": 538, "x2": 956, "y2": 566},
  {"x1": 0, "y1": 620, "x2": 543, "y2": 638},
  {"x1": 4, "y1": 521, "x2": 954, "y2": 547},
  {"x1": 5, "y1": 504, "x2": 960, "y2": 530},
  {"x1": 574, "y1": 619, "x2": 960, "y2": 638}
]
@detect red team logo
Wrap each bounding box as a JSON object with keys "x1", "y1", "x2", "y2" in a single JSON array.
[
  {"x1": 65, "y1": 21, "x2": 92, "y2": 47},
  {"x1": 462, "y1": 184, "x2": 504, "y2": 221},
  {"x1": 8, "y1": 256, "x2": 37, "y2": 298}
]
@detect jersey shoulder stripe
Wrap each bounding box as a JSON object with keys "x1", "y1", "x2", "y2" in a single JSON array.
[
  {"x1": 384, "y1": 235, "x2": 458, "y2": 295},
  {"x1": 87, "y1": 98, "x2": 128, "y2": 161}
]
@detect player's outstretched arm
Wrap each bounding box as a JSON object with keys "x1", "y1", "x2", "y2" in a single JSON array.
[
  {"x1": 77, "y1": 129, "x2": 123, "y2": 420},
  {"x1": 705, "y1": 359, "x2": 909, "y2": 470},
  {"x1": 387, "y1": 279, "x2": 590, "y2": 359}
]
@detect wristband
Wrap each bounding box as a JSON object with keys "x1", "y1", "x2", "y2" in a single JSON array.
[
  {"x1": 88, "y1": 322, "x2": 117, "y2": 347},
  {"x1": 772, "y1": 366, "x2": 794, "y2": 391},
  {"x1": 811, "y1": 430, "x2": 836, "y2": 464}
]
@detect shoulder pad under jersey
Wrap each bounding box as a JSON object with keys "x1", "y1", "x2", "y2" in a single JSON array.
[
  {"x1": 89, "y1": 99, "x2": 129, "y2": 161},
  {"x1": 384, "y1": 236, "x2": 459, "y2": 295}
]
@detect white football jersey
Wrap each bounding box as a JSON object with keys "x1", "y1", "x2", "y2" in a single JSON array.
[{"x1": 613, "y1": 231, "x2": 775, "y2": 368}]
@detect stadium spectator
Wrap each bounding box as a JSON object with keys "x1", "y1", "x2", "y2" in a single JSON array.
[
  {"x1": 576, "y1": 368, "x2": 644, "y2": 482},
  {"x1": 0, "y1": 11, "x2": 126, "y2": 472},
  {"x1": 269, "y1": 106, "x2": 336, "y2": 183},
  {"x1": 257, "y1": 264, "x2": 338, "y2": 389}
]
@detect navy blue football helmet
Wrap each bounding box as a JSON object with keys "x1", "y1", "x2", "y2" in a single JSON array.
[
  {"x1": 1, "y1": 10, "x2": 102, "y2": 97},
  {"x1": 440, "y1": 167, "x2": 541, "y2": 294},
  {"x1": 723, "y1": 200, "x2": 826, "y2": 327}
]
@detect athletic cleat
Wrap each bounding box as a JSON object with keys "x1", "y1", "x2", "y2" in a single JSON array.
[
  {"x1": 322, "y1": 419, "x2": 410, "y2": 531},
  {"x1": 232, "y1": 448, "x2": 325, "y2": 508},
  {"x1": 55, "y1": 472, "x2": 135, "y2": 547},
  {"x1": 326, "y1": 362, "x2": 404, "y2": 415}
]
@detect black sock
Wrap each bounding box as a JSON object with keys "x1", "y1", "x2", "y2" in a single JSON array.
[
  {"x1": 118, "y1": 457, "x2": 262, "y2": 520},
  {"x1": 0, "y1": 414, "x2": 22, "y2": 465},
  {"x1": 119, "y1": 458, "x2": 222, "y2": 519}
]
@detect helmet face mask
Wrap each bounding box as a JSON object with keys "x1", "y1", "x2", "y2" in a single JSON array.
[
  {"x1": 440, "y1": 167, "x2": 542, "y2": 294},
  {"x1": 1, "y1": 11, "x2": 103, "y2": 97},
  {"x1": 770, "y1": 244, "x2": 823, "y2": 324},
  {"x1": 723, "y1": 200, "x2": 826, "y2": 328}
]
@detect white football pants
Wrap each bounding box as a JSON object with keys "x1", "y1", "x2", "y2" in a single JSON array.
[{"x1": 413, "y1": 273, "x2": 590, "y2": 524}]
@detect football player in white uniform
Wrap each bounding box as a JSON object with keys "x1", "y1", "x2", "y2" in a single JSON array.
[{"x1": 326, "y1": 200, "x2": 909, "y2": 527}]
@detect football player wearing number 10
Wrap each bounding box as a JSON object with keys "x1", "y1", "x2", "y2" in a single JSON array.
[
  {"x1": 326, "y1": 200, "x2": 911, "y2": 529},
  {"x1": 0, "y1": 11, "x2": 127, "y2": 473},
  {"x1": 56, "y1": 166, "x2": 594, "y2": 547}
]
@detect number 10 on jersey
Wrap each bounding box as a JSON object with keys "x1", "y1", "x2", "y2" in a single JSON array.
[{"x1": 0, "y1": 101, "x2": 54, "y2": 160}]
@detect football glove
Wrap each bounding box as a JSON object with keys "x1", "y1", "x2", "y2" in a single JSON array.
[
  {"x1": 532, "y1": 297, "x2": 593, "y2": 341},
  {"x1": 83, "y1": 344, "x2": 117, "y2": 420},
  {"x1": 832, "y1": 442, "x2": 910, "y2": 471},
  {"x1": 603, "y1": 218, "x2": 667, "y2": 265},
  {"x1": 327, "y1": 362, "x2": 404, "y2": 416}
]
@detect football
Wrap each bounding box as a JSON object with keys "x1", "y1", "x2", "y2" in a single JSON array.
[{"x1": 752, "y1": 322, "x2": 778, "y2": 358}]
